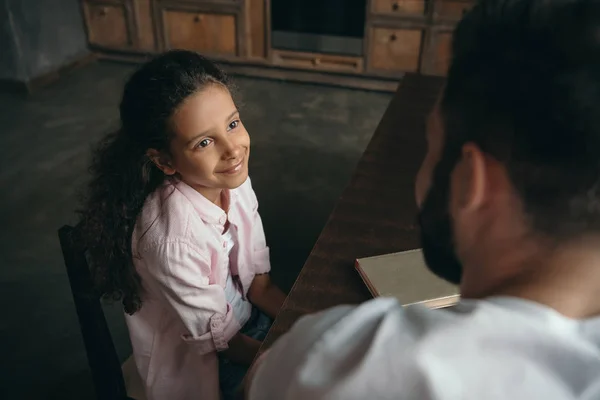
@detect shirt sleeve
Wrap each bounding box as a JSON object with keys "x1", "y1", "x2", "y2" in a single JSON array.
[
  {"x1": 142, "y1": 239, "x2": 240, "y2": 355},
  {"x1": 247, "y1": 305, "x2": 357, "y2": 399}
]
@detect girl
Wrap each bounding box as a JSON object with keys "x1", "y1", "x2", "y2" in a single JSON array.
[{"x1": 79, "y1": 50, "x2": 287, "y2": 400}]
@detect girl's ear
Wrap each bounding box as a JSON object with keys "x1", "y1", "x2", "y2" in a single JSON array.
[{"x1": 147, "y1": 149, "x2": 176, "y2": 176}]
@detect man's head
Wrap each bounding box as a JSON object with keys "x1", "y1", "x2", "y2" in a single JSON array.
[{"x1": 415, "y1": 0, "x2": 600, "y2": 300}]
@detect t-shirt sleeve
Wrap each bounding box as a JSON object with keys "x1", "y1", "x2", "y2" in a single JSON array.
[
  {"x1": 248, "y1": 298, "x2": 402, "y2": 400},
  {"x1": 247, "y1": 305, "x2": 356, "y2": 399}
]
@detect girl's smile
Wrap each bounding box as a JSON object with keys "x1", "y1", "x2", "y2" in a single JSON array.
[{"x1": 217, "y1": 158, "x2": 245, "y2": 175}]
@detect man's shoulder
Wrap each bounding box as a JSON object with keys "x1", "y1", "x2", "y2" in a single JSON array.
[
  {"x1": 288, "y1": 297, "x2": 460, "y2": 348},
  {"x1": 249, "y1": 298, "x2": 455, "y2": 399},
  {"x1": 250, "y1": 297, "x2": 600, "y2": 399}
]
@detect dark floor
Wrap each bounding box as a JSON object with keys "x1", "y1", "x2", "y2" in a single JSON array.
[{"x1": 0, "y1": 61, "x2": 392, "y2": 399}]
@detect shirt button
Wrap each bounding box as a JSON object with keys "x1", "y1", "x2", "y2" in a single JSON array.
[
  {"x1": 223, "y1": 242, "x2": 227, "y2": 248},
  {"x1": 219, "y1": 216, "x2": 226, "y2": 224}
]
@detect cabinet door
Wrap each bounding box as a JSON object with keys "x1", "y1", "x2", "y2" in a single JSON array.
[
  {"x1": 160, "y1": 9, "x2": 237, "y2": 56},
  {"x1": 368, "y1": 27, "x2": 423, "y2": 74},
  {"x1": 82, "y1": 2, "x2": 132, "y2": 49}
]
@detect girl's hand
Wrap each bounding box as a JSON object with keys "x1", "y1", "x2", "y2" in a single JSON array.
[{"x1": 247, "y1": 274, "x2": 286, "y2": 319}]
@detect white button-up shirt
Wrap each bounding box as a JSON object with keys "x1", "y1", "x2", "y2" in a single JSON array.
[{"x1": 126, "y1": 177, "x2": 270, "y2": 400}]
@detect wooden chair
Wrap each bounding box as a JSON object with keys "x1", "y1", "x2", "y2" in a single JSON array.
[{"x1": 58, "y1": 224, "x2": 146, "y2": 400}]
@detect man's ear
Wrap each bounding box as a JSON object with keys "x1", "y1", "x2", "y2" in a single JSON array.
[
  {"x1": 455, "y1": 143, "x2": 487, "y2": 212},
  {"x1": 146, "y1": 149, "x2": 176, "y2": 176}
]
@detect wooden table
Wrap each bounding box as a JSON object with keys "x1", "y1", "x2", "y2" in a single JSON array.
[{"x1": 260, "y1": 74, "x2": 445, "y2": 352}]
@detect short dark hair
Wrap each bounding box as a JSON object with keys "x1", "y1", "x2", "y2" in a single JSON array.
[{"x1": 441, "y1": 0, "x2": 600, "y2": 238}]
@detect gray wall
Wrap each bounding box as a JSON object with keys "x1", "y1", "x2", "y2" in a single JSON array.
[{"x1": 0, "y1": 0, "x2": 88, "y2": 82}]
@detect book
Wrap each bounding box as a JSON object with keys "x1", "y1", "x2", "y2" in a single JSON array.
[{"x1": 355, "y1": 248, "x2": 460, "y2": 309}]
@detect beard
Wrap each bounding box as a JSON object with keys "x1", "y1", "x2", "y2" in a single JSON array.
[{"x1": 417, "y1": 175, "x2": 463, "y2": 285}]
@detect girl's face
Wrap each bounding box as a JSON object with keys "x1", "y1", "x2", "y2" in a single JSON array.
[{"x1": 157, "y1": 84, "x2": 250, "y2": 201}]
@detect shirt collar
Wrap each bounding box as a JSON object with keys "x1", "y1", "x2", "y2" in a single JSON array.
[{"x1": 174, "y1": 179, "x2": 237, "y2": 226}]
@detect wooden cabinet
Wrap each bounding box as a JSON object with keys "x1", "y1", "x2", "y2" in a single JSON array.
[
  {"x1": 82, "y1": 1, "x2": 135, "y2": 49},
  {"x1": 368, "y1": 27, "x2": 422, "y2": 74},
  {"x1": 81, "y1": 0, "x2": 472, "y2": 91},
  {"x1": 365, "y1": 0, "x2": 473, "y2": 77}
]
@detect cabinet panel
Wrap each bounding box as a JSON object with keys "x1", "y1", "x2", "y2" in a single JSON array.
[
  {"x1": 371, "y1": 0, "x2": 425, "y2": 16},
  {"x1": 83, "y1": 2, "x2": 131, "y2": 49},
  {"x1": 245, "y1": 0, "x2": 267, "y2": 58},
  {"x1": 162, "y1": 10, "x2": 237, "y2": 55},
  {"x1": 134, "y1": 0, "x2": 156, "y2": 50},
  {"x1": 368, "y1": 27, "x2": 422, "y2": 73}
]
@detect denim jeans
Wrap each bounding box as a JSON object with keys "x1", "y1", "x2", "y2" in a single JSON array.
[{"x1": 218, "y1": 308, "x2": 272, "y2": 400}]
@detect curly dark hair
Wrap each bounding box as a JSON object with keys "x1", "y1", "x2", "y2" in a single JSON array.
[{"x1": 79, "y1": 50, "x2": 231, "y2": 314}]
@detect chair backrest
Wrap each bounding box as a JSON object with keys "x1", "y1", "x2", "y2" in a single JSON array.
[{"x1": 58, "y1": 224, "x2": 131, "y2": 400}]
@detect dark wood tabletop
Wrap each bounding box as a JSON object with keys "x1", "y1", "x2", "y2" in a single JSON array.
[{"x1": 260, "y1": 74, "x2": 445, "y2": 352}]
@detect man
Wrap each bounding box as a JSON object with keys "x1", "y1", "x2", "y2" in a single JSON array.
[{"x1": 246, "y1": 0, "x2": 600, "y2": 398}]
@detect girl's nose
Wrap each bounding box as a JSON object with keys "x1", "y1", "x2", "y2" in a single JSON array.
[{"x1": 222, "y1": 138, "x2": 241, "y2": 159}]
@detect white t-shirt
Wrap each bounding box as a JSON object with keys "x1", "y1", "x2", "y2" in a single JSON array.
[
  {"x1": 249, "y1": 296, "x2": 600, "y2": 400},
  {"x1": 222, "y1": 226, "x2": 252, "y2": 326}
]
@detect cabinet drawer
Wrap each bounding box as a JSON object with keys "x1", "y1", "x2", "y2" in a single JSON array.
[
  {"x1": 433, "y1": 0, "x2": 475, "y2": 20},
  {"x1": 422, "y1": 31, "x2": 452, "y2": 76},
  {"x1": 272, "y1": 51, "x2": 364, "y2": 73},
  {"x1": 83, "y1": 2, "x2": 132, "y2": 49},
  {"x1": 162, "y1": 10, "x2": 237, "y2": 56},
  {"x1": 371, "y1": 0, "x2": 425, "y2": 16},
  {"x1": 368, "y1": 27, "x2": 423, "y2": 73}
]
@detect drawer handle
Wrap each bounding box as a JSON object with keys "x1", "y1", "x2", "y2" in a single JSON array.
[
  {"x1": 312, "y1": 57, "x2": 321, "y2": 66},
  {"x1": 389, "y1": 33, "x2": 397, "y2": 42},
  {"x1": 99, "y1": 7, "x2": 107, "y2": 16},
  {"x1": 194, "y1": 15, "x2": 203, "y2": 23},
  {"x1": 392, "y1": 2, "x2": 399, "y2": 11}
]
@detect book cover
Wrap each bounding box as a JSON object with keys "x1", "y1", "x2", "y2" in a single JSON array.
[{"x1": 355, "y1": 249, "x2": 460, "y2": 309}]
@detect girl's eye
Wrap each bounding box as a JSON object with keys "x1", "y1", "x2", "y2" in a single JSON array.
[
  {"x1": 227, "y1": 120, "x2": 240, "y2": 131},
  {"x1": 197, "y1": 138, "x2": 212, "y2": 149}
]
